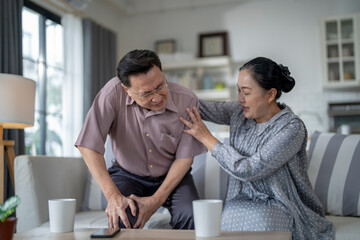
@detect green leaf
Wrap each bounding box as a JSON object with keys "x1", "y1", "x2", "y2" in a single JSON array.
[{"x1": 0, "y1": 196, "x2": 21, "y2": 222}]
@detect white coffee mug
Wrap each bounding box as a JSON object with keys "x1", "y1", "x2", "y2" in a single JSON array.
[
  {"x1": 193, "y1": 199, "x2": 223, "y2": 237},
  {"x1": 48, "y1": 198, "x2": 76, "y2": 233}
]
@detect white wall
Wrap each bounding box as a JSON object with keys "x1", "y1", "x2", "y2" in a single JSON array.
[
  {"x1": 115, "y1": 0, "x2": 360, "y2": 134},
  {"x1": 83, "y1": 1, "x2": 121, "y2": 33}
]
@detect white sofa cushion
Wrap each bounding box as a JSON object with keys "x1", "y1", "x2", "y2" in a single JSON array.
[
  {"x1": 39, "y1": 210, "x2": 171, "y2": 229},
  {"x1": 40, "y1": 211, "x2": 108, "y2": 229},
  {"x1": 326, "y1": 215, "x2": 360, "y2": 240},
  {"x1": 14, "y1": 155, "x2": 88, "y2": 232},
  {"x1": 308, "y1": 131, "x2": 360, "y2": 216}
]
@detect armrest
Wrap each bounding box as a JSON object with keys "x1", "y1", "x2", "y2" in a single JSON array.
[
  {"x1": 191, "y1": 136, "x2": 229, "y2": 200},
  {"x1": 14, "y1": 155, "x2": 88, "y2": 232}
]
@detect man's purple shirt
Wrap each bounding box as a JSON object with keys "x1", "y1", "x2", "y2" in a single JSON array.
[{"x1": 75, "y1": 77, "x2": 207, "y2": 177}]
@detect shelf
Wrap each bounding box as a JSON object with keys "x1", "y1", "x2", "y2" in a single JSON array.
[
  {"x1": 162, "y1": 56, "x2": 231, "y2": 71},
  {"x1": 327, "y1": 39, "x2": 354, "y2": 45},
  {"x1": 326, "y1": 40, "x2": 339, "y2": 45},
  {"x1": 341, "y1": 39, "x2": 354, "y2": 44},
  {"x1": 194, "y1": 88, "x2": 231, "y2": 100},
  {"x1": 162, "y1": 56, "x2": 234, "y2": 100},
  {"x1": 327, "y1": 58, "x2": 355, "y2": 63},
  {"x1": 342, "y1": 57, "x2": 355, "y2": 62},
  {"x1": 323, "y1": 81, "x2": 360, "y2": 90},
  {"x1": 327, "y1": 58, "x2": 340, "y2": 63}
]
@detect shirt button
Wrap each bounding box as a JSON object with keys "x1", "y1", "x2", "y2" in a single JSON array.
[
  {"x1": 146, "y1": 133, "x2": 150, "y2": 137},
  {"x1": 149, "y1": 149, "x2": 152, "y2": 153},
  {"x1": 150, "y1": 165, "x2": 153, "y2": 168}
]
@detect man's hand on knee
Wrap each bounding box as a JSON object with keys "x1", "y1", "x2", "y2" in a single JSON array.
[
  {"x1": 106, "y1": 193, "x2": 137, "y2": 228},
  {"x1": 129, "y1": 194, "x2": 162, "y2": 229}
]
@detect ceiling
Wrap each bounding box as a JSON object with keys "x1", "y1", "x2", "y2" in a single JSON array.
[
  {"x1": 101, "y1": 0, "x2": 245, "y2": 16},
  {"x1": 38, "y1": 0, "x2": 246, "y2": 17}
]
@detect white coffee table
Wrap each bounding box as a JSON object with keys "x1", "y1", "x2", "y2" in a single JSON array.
[{"x1": 14, "y1": 227, "x2": 291, "y2": 240}]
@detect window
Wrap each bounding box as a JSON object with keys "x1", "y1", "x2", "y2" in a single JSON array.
[{"x1": 22, "y1": 2, "x2": 64, "y2": 156}]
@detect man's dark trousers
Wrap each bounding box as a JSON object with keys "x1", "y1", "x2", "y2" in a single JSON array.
[{"x1": 108, "y1": 165, "x2": 199, "y2": 229}]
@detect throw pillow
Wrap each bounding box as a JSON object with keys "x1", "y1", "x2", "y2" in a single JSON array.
[{"x1": 307, "y1": 131, "x2": 360, "y2": 216}]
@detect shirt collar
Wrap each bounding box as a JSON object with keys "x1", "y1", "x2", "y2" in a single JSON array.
[
  {"x1": 164, "y1": 91, "x2": 178, "y2": 113},
  {"x1": 125, "y1": 93, "x2": 135, "y2": 105},
  {"x1": 244, "y1": 104, "x2": 292, "y2": 136}
]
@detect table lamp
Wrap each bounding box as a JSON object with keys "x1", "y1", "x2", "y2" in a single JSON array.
[{"x1": 0, "y1": 73, "x2": 36, "y2": 204}]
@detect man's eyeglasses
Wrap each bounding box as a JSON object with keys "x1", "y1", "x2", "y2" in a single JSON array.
[{"x1": 128, "y1": 80, "x2": 168, "y2": 101}]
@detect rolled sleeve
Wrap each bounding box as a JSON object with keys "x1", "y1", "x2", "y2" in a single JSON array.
[
  {"x1": 175, "y1": 92, "x2": 207, "y2": 159},
  {"x1": 75, "y1": 91, "x2": 116, "y2": 155},
  {"x1": 175, "y1": 132, "x2": 207, "y2": 159}
]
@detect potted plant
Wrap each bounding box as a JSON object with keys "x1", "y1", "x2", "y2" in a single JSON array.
[{"x1": 0, "y1": 196, "x2": 21, "y2": 240}]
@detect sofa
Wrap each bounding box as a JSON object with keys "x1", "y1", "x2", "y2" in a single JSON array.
[
  {"x1": 306, "y1": 131, "x2": 360, "y2": 239},
  {"x1": 14, "y1": 150, "x2": 225, "y2": 232},
  {"x1": 14, "y1": 132, "x2": 360, "y2": 239}
]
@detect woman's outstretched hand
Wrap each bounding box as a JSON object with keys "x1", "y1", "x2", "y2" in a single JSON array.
[{"x1": 180, "y1": 106, "x2": 218, "y2": 151}]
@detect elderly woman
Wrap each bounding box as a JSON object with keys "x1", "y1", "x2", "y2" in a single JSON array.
[{"x1": 180, "y1": 57, "x2": 334, "y2": 240}]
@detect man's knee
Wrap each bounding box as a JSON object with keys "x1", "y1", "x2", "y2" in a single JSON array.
[{"x1": 118, "y1": 206, "x2": 139, "y2": 228}]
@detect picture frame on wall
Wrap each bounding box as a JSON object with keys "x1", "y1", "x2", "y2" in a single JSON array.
[
  {"x1": 155, "y1": 39, "x2": 176, "y2": 54},
  {"x1": 199, "y1": 32, "x2": 228, "y2": 57}
]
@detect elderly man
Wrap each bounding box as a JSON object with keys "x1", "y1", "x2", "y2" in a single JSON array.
[{"x1": 75, "y1": 49, "x2": 206, "y2": 229}]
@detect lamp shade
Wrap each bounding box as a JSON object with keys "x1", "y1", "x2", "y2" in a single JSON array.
[{"x1": 0, "y1": 73, "x2": 36, "y2": 129}]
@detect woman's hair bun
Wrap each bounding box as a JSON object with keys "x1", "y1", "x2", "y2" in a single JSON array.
[{"x1": 279, "y1": 64, "x2": 295, "y2": 92}]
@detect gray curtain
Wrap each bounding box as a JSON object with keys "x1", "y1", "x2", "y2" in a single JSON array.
[
  {"x1": 0, "y1": 0, "x2": 24, "y2": 200},
  {"x1": 82, "y1": 19, "x2": 117, "y2": 119}
]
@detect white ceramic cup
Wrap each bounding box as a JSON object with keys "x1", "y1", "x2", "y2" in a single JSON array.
[
  {"x1": 48, "y1": 198, "x2": 76, "y2": 233},
  {"x1": 193, "y1": 199, "x2": 223, "y2": 237}
]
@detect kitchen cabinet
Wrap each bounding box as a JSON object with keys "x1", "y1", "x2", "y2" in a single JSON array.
[{"x1": 321, "y1": 14, "x2": 360, "y2": 89}]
